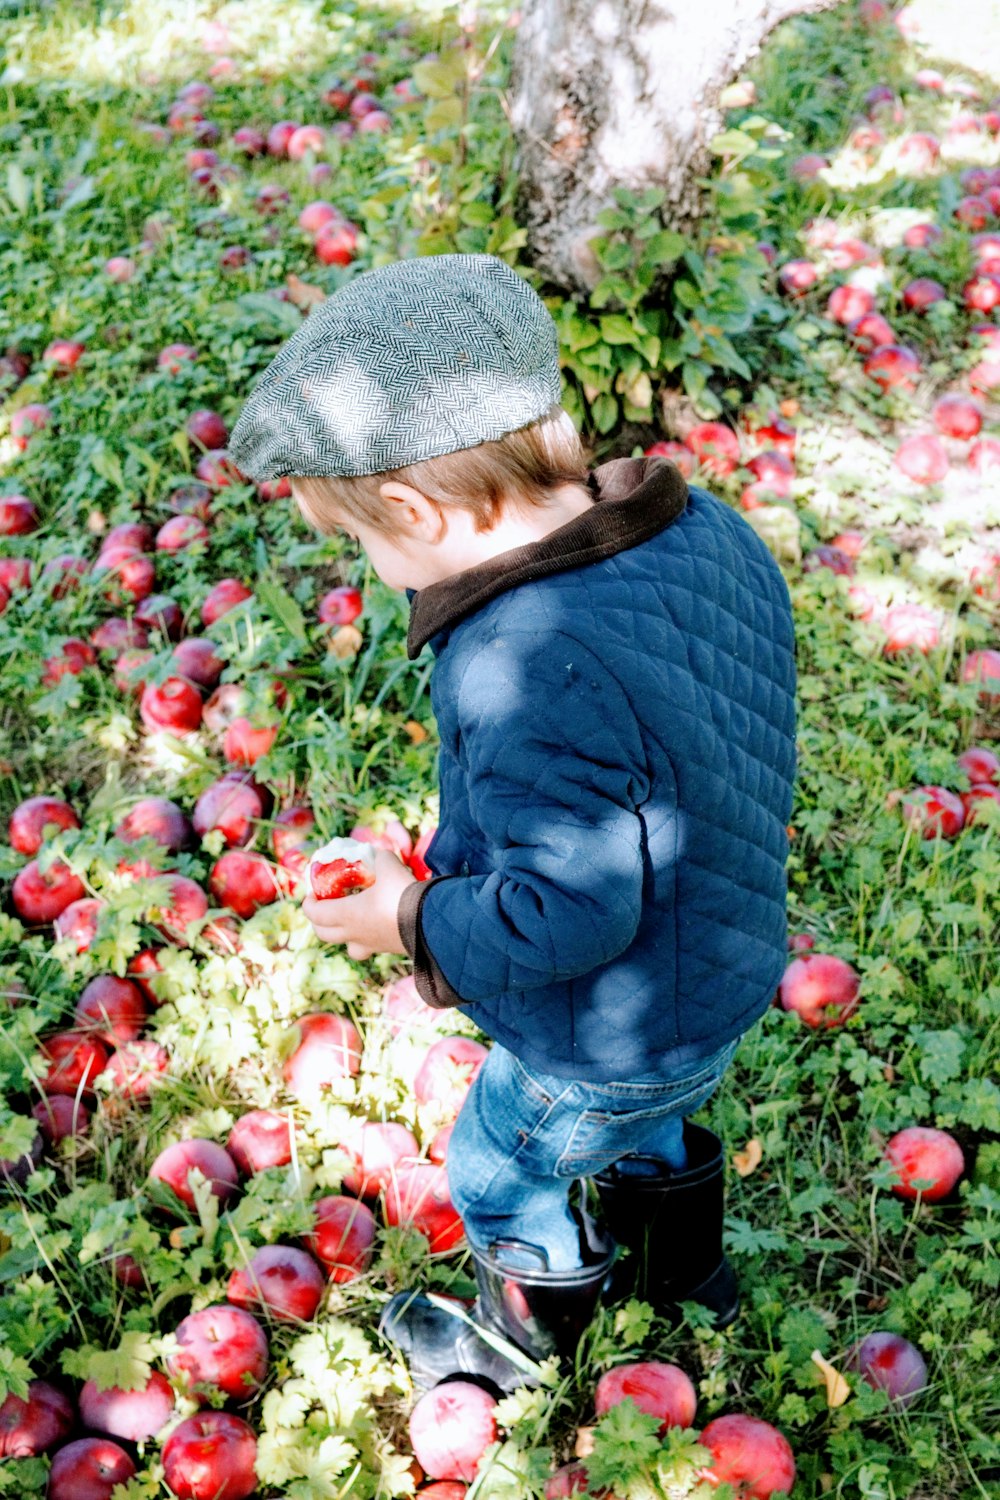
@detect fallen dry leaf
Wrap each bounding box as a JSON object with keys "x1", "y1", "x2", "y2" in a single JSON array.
[
  {"x1": 404, "y1": 720, "x2": 429, "y2": 743},
  {"x1": 811, "y1": 1349, "x2": 851, "y2": 1408},
  {"x1": 574, "y1": 1426, "x2": 596, "y2": 1459},
  {"x1": 328, "y1": 624, "x2": 364, "y2": 659},
  {"x1": 733, "y1": 1137, "x2": 763, "y2": 1176},
  {"x1": 286, "y1": 272, "x2": 327, "y2": 310}
]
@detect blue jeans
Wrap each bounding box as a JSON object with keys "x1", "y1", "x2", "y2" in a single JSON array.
[{"x1": 446, "y1": 1038, "x2": 739, "y2": 1273}]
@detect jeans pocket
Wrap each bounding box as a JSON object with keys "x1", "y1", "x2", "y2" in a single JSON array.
[
  {"x1": 510, "y1": 1051, "x2": 565, "y2": 1109},
  {"x1": 552, "y1": 1070, "x2": 725, "y2": 1179}
]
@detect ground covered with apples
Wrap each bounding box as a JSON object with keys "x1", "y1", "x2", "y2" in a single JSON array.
[{"x1": 0, "y1": 0, "x2": 997, "y2": 1497}]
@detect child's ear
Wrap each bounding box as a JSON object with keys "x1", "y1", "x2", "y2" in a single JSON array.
[{"x1": 378, "y1": 482, "x2": 446, "y2": 543}]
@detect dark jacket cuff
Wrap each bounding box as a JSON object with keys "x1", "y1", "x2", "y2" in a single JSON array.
[{"x1": 396, "y1": 876, "x2": 466, "y2": 1010}]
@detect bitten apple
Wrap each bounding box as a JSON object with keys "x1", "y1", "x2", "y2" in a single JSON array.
[{"x1": 309, "y1": 836, "x2": 377, "y2": 898}]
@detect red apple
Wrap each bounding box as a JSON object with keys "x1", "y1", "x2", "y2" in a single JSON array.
[
  {"x1": 409, "y1": 1382, "x2": 497, "y2": 1483},
  {"x1": 162, "y1": 1411, "x2": 258, "y2": 1500},
  {"x1": 113, "y1": 648, "x2": 153, "y2": 695},
  {"x1": 901, "y1": 786, "x2": 965, "y2": 839},
  {"x1": 803, "y1": 545, "x2": 854, "y2": 577},
  {"x1": 74, "y1": 974, "x2": 147, "y2": 1044},
  {"x1": 779, "y1": 953, "x2": 860, "y2": 1028},
  {"x1": 227, "y1": 1244, "x2": 325, "y2": 1320},
  {"x1": 746, "y1": 450, "x2": 794, "y2": 494},
  {"x1": 428, "y1": 1123, "x2": 453, "y2": 1163},
  {"x1": 266, "y1": 120, "x2": 300, "y2": 156},
  {"x1": 187, "y1": 408, "x2": 228, "y2": 450},
  {"x1": 168, "y1": 1305, "x2": 268, "y2": 1403},
  {"x1": 845, "y1": 1331, "x2": 927, "y2": 1407},
  {"x1": 958, "y1": 746, "x2": 1000, "y2": 785},
  {"x1": 283, "y1": 1012, "x2": 363, "y2": 1098},
  {"x1": 272, "y1": 806, "x2": 316, "y2": 863},
  {"x1": 157, "y1": 514, "x2": 209, "y2": 552},
  {"x1": 594, "y1": 1361, "x2": 697, "y2": 1434},
  {"x1": 288, "y1": 123, "x2": 326, "y2": 158},
  {"x1": 932, "y1": 395, "x2": 982, "y2": 440},
  {"x1": 116, "y1": 796, "x2": 190, "y2": 852},
  {"x1": 383, "y1": 973, "x2": 440, "y2": 1033},
  {"x1": 10, "y1": 402, "x2": 52, "y2": 450},
  {"x1": 644, "y1": 440, "x2": 695, "y2": 477},
  {"x1": 893, "y1": 434, "x2": 948, "y2": 484},
  {"x1": 0, "y1": 494, "x2": 38, "y2": 534},
  {"x1": 955, "y1": 195, "x2": 991, "y2": 230},
  {"x1": 140, "y1": 677, "x2": 203, "y2": 735},
  {"x1": 46, "y1": 1437, "x2": 136, "y2": 1500},
  {"x1": 158, "y1": 343, "x2": 198, "y2": 373},
  {"x1": 318, "y1": 585, "x2": 364, "y2": 626},
  {"x1": 105, "y1": 256, "x2": 136, "y2": 282},
  {"x1": 895, "y1": 133, "x2": 939, "y2": 173},
  {"x1": 826, "y1": 285, "x2": 874, "y2": 324},
  {"x1": 254, "y1": 183, "x2": 290, "y2": 214},
  {"x1": 341, "y1": 1120, "x2": 420, "y2": 1197},
  {"x1": 902, "y1": 222, "x2": 941, "y2": 249},
  {"x1": 384, "y1": 1161, "x2": 464, "y2": 1252},
  {"x1": 960, "y1": 784, "x2": 1000, "y2": 824},
  {"x1": 298, "y1": 199, "x2": 340, "y2": 234},
  {"x1": 8, "y1": 795, "x2": 79, "y2": 855},
  {"x1": 149, "y1": 1138, "x2": 239, "y2": 1212},
  {"x1": 698, "y1": 1414, "x2": 795, "y2": 1499},
  {"x1": 790, "y1": 154, "x2": 827, "y2": 181},
  {"x1": 777, "y1": 259, "x2": 820, "y2": 297},
  {"x1": 233, "y1": 124, "x2": 266, "y2": 155},
  {"x1": 414, "y1": 1036, "x2": 489, "y2": 1117},
  {"x1": 104, "y1": 1040, "x2": 170, "y2": 1104},
  {"x1": 79, "y1": 1370, "x2": 174, "y2": 1442},
  {"x1": 0, "y1": 556, "x2": 33, "y2": 592},
  {"x1": 202, "y1": 577, "x2": 253, "y2": 626},
  {"x1": 94, "y1": 547, "x2": 156, "y2": 606},
  {"x1": 91, "y1": 617, "x2": 150, "y2": 654},
  {"x1": 223, "y1": 715, "x2": 279, "y2": 767},
  {"x1": 350, "y1": 819, "x2": 413, "y2": 861},
  {"x1": 314, "y1": 223, "x2": 358, "y2": 266},
  {"x1": 209, "y1": 850, "x2": 282, "y2": 918},
  {"x1": 880, "y1": 603, "x2": 940, "y2": 654},
  {"x1": 902, "y1": 278, "x2": 946, "y2": 312},
  {"x1": 970, "y1": 440, "x2": 1000, "y2": 474},
  {"x1": 685, "y1": 422, "x2": 740, "y2": 477},
  {"x1": 0, "y1": 1124, "x2": 41, "y2": 1185},
  {"x1": 545, "y1": 1464, "x2": 608, "y2": 1498},
  {"x1": 42, "y1": 636, "x2": 97, "y2": 686},
  {"x1": 134, "y1": 594, "x2": 184, "y2": 640},
  {"x1": 964, "y1": 273, "x2": 1000, "y2": 313},
  {"x1": 43, "y1": 554, "x2": 88, "y2": 597},
  {"x1": 305, "y1": 1195, "x2": 377, "y2": 1281},
  {"x1": 12, "y1": 858, "x2": 85, "y2": 923},
  {"x1": 194, "y1": 776, "x2": 265, "y2": 847},
  {"x1": 220, "y1": 244, "x2": 252, "y2": 269},
  {"x1": 864, "y1": 344, "x2": 920, "y2": 390},
  {"x1": 961, "y1": 648, "x2": 1000, "y2": 701},
  {"x1": 172, "y1": 637, "x2": 225, "y2": 690},
  {"x1": 32, "y1": 1092, "x2": 90, "y2": 1143},
  {"x1": 0, "y1": 1380, "x2": 74, "y2": 1456},
  {"x1": 228, "y1": 1110, "x2": 293, "y2": 1174},
  {"x1": 195, "y1": 449, "x2": 244, "y2": 488},
  {"x1": 884, "y1": 1126, "x2": 964, "y2": 1201},
  {"x1": 54, "y1": 896, "x2": 102, "y2": 952},
  {"x1": 408, "y1": 826, "x2": 436, "y2": 881}
]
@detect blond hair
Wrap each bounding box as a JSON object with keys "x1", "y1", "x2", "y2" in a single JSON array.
[{"x1": 291, "y1": 403, "x2": 593, "y2": 539}]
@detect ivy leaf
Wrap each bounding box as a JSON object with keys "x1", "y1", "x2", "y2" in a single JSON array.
[
  {"x1": 913, "y1": 1028, "x2": 966, "y2": 1087},
  {"x1": 584, "y1": 1399, "x2": 662, "y2": 1493}
]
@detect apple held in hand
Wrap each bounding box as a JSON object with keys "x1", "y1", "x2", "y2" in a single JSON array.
[
  {"x1": 409, "y1": 1380, "x2": 498, "y2": 1483},
  {"x1": 162, "y1": 1411, "x2": 258, "y2": 1500},
  {"x1": 309, "y1": 836, "x2": 377, "y2": 898}
]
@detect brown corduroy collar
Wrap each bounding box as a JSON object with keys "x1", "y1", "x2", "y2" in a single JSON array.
[{"x1": 405, "y1": 455, "x2": 688, "y2": 659}]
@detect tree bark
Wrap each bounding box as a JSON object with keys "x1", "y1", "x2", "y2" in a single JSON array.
[{"x1": 507, "y1": 0, "x2": 843, "y2": 297}]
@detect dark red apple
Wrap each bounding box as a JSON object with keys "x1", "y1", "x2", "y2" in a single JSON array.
[
  {"x1": 902, "y1": 221, "x2": 941, "y2": 248},
  {"x1": 32, "y1": 1092, "x2": 90, "y2": 1143},
  {"x1": 697, "y1": 1414, "x2": 795, "y2": 1498},
  {"x1": 545, "y1": 1464, "x2": 608, "y2": 1498},
  {"x1": 961, "y1": 784, "x2": 1000, "y2": 824},
  {"x1": 79, "y1": 1370, "x2": 174, "y2": 1441},
  {"x1": 104, "y1": 1040, "x2": 170, "y2": 1104},
  {"x1": 10, "y1": 402, "x2": 52, "y2": 450},
  {"x1": 844, "y1": 1332, "x2": 928, "y2": 1407},
  {"x1": 172, "y1": 637, "x2": 225, "y2": 690},
  {"x1": 306, "y1": 1195, "x2": 377, "y2": 1281},
  {"x1": 12, "y1": 858, "x2": 86, "y2": 924},
  {"x1": 0, "y1": 494, "x2": 38, "y2": 534},
  {"x1": 847, "y1": 312, "x2": 896, "y2": 352},
  {"x1": 162, "y1": 1411, "x2": 258, "y2": 1500},
  {"x1": 595, "y1": 1361, "x2": 697, "y2": 1434},
  {"x1": 0, "y1": 1380, "x2": 74, "y2": 1456},
  {"x1": 220, "y1": 244, "x2": 253, "y2": 270},
  {"x1": 341, "y1": 1120, "x2": 419, "y2": 1197},
  {"x1": 961, "y1": 648, "x2": 1000, "y2": 700},
  {"x1": 42, "y1": 554, "x2": 88, "y2": 598},
  {"x1": 168, "y1": 1305, "x2": 268, "y2": 1403},
  {"x1": 46, "y1": 1437, "x2": 136, "y2": 1500},
  {"x1": 116, "y1": 797, "x2": 190, "y2": 852},
  {"x1": 901, "y1": 278, "x2": 946, "y2": 312},
  {"x1": 777, "y1": 259, "x2": 820, "y2": 297},
  {"x1": 91, "y1": 617, "x2": 150, "y2": 654},
  {"x1": 227, "y1": 1244, "x2": 325, "y2": 1320},
  {"x1": 202, "y1": 577, "x2": 253, "y2": 626},
  {"x1": 884, "y1": 1126, "x2": 964, "y2": 1201},
  {"x1": 209, "y1": 850, "x2": 282, "y2": 918},
  {"x1": 8, "y1": 795, "x2": 79, "y2": 855},
  {"x1": 414, "y1": 1036, "x2": 489, "y2": 1118},
  {"x1": 0, "y1": 1124, "x2": 41, "y2": 1185},
  {"x1": 958, "y1": 746, "x2": 1000, "y2": 785},
  {"x1": 233, "y1": 125, "x2": 266, "y2": 155},
  {"x1": 287, "y1": 123, "x2": 326, "y2": 158},
  {"x1": 779, "y1": 953, "x2": 860, "y2": 1028},
  {"x1": 383, "y1": 1162, "x2": 464, "y2": 1252},
  {"x1": 901, "y1": 786, "x2": 965, "y2": 839},
  {"x1": 75, "y1": 975, "x2": 147, "y2": 1044},
  {"x1": 140, "y1": 677, "x2": 203, "y2": 735},
  {"x1": 42, "y1": 636, "x2": 97, "y2": 686},
  {"x1": 187, "y1": 408, "x2": 228, "y2": 450},
  {"x1": 864, "y1": 344, "x2": 920, "y2": 390},
  {"x1": 409, "y1": 1381, "x2": 497, "y2": 1483},
  {"x1": 94, "y1": 547, "x2": 156, "y2": 606},
  {"x1": 113, "y1": 648, "x2": 153, "y2": 695},
  {"x1": 149, "y1": 1138, "x2": 239, "y2": 1212},
  {"x1": 157, "y1": 515, "x2": 209, "y2": 552},
  {"x1": 0, "y1": 556, "x2": 33, "y2": 592},
  {"x1": 228, "y1": 1110, "x2": 293, "y2": 1174},
  {"x1": 194, "y1": 776, "x2": 265, "y2": 847}
]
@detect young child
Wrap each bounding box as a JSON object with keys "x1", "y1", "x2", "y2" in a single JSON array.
[{"x1": 229, "y1": 253, "x2": 796, "y2": 1395}]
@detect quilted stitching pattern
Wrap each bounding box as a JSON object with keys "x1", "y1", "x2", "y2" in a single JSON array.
[{"x1": 419, "y1": 485, "x2": 797, "y2": 1082}]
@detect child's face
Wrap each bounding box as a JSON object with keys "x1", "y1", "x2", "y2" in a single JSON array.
[{"x1": 290, "y1": 481, "x2": 435, "y2": 594}]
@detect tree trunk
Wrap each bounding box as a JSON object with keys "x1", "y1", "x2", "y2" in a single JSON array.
[{"x1": 507, "y1": 0, "x2": 843, "y2": 297}]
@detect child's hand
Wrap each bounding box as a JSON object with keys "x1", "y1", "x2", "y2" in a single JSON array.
[{"x1": 301, "y1": 846, "x2": 417, "y2": 961}]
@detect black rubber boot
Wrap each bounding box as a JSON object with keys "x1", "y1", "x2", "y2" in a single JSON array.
[
  {"x1": 591, "y1": 1121, "x2": 740, "y2": 1328},
  {"x1": 377, "y1": 1185, "x2": 616, "y2": 1395}
]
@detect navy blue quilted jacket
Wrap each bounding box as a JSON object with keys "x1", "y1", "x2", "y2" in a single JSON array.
[{"x1": 396, "y1": 455, "x2": 796, "y2": 1083}]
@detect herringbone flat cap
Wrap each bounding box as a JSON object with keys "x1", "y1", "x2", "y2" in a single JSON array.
[{"x1": 229, "y1": 253, "x2": 563, "y2": 480}]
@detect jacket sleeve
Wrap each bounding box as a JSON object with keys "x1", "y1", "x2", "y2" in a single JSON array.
[{"x1": 409, "y1": 629, "x2": 651, "y2": 1004}]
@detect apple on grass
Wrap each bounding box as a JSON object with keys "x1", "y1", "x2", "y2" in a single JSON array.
[
  {"x1": 209, "y1": 849, "x2": 282, "y2": 917},
  {"x1": 168, "y1": 1305, "x2": 268, "y2": 1403},
  {"x1": 228, "y1": 1109, "x2": 293, "y2": 1173},
  {"x1": 194, "y1": 774, "x2": 266, "y2": 847},
  {"x1": 283, "y1": 1012, "x2": 363, "y2": 1099},
  {"x1": 900, "y1": 786, "x2": 965, "y2": 840},
  {"x1": 116, "y1": 796, "x2": 191, "y2": 852},
  {"x1": 546, "y1": 1463, "x2": 609, "y2": 1497},
  {"x1": 0, "y1": 1379, "x2": 74, "y2": 1456},
  {"x1": 32, "y1": 1092, "x2": 90, "y2": 1143},
  {"x1": 341, "y1": 1119, "x2": 420, "y2": 1197},
  {"x1": 697, "y1": 1413, "x2": 796, "y2": 1498},
  {"x1": 845, "y1": 1331, "x2": 927, "y2": 1406},
  {"x1": 409, "y1": 1381, "x2": 498, "y2": 1483},
  {"x1": 884, "y1": 1126, "x2": 964, "y2": 1201},
  {"x1": 779, "y1": 953, "x2": 860, "y2": 1028},
  {"x1": 74, "y1": 974, "x2": 147, "y2": 1044},
  {"x1": 383, "y1": 1161, "x2": 464, "y2": 1252},
  {"x1": 227, "y1": 1243, "x2": 326, "y2": 1320},
  {"x1": 383, "y1": 973, "x2": 441, "y2": 1034},
  {"x1": 149, "y1": 874, "x2": 209, "y2": 945},
  {"x1": 162, "y1": 1411, "x2": 258, "y2": 1500},
  {"x1": 8, "y1": 794, "x2": 79, "y2": 854},
  {"x1": 958, "y1": 747, "x2": 1000, "y2": 785},
  {"x1": 38, "y1": 1032, "x2": 109, "y2": 1096},
  {"x1": 104, "y1": 1040, "x2": 170, "y2": 1106},
  {"x1": 305, "y1": 1194, "x2": 377, "y2": 1280},
  {"x1": 594, "y1": 1362, "x2": 697, "y2": 1433},
  {"x1": 414, "y1": 1036, "x2": 489, "y2": 1118},
  {"x1": 79, "y1": 1369, "x2": 174, "y2": 1441},
  {"x1": 46, "y1": 1437, "x2": 136, "y2": 1500},
  {"x1": 149, "y1": 1138, "x2": 239, "y2": 1212}
]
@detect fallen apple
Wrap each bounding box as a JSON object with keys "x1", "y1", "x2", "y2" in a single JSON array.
[
  {"x1": 409, "y1": 1380, "x2": 498, "y2": 1483},
  {"x1": 883, "y1": 1125, "x2": 964, "y2": 1201}
]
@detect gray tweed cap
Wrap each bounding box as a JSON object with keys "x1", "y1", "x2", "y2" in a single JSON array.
[{"x1": 228, "y1": 253, "x2": 564, "y2": 480}]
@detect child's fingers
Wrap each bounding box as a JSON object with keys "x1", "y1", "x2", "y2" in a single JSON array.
[{"x1": 346, "y1": 942, "x2": 374, "y2": 961}]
